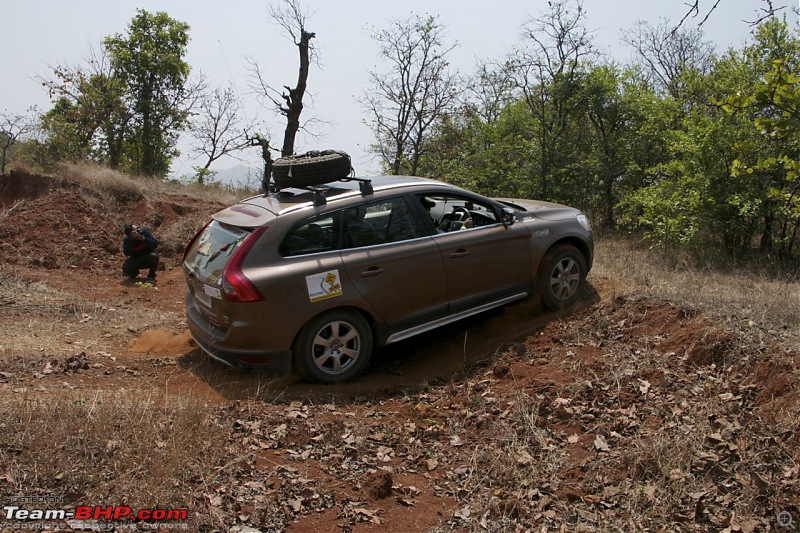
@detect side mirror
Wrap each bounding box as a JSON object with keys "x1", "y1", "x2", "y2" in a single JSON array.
[{"x1": 502, "y1": 207, "x2": 516, "y2": 227}]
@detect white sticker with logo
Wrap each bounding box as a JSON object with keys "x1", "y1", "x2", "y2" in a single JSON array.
[{"x1": 306, "y1": 270, "x2": 343, "y2": 302}]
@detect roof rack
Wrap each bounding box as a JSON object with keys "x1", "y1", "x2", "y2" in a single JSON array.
[
  {"x1": 341, "y1": 176, "x2": 374, "y2": 196},
  {"x1": 272, "y1": 176, "x2": 374, "y2": 207}
]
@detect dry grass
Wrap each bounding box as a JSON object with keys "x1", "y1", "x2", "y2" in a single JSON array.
[
  {"x1": 0, "y1": 391, "x2": 228, "y2": 527},
  {"x1": 594, "y1": 237, "x2": 800, "y2": 334},
  {"x1": 56, "y1": 162, "x2": 147, "y2": 203},
  {"x1": 54, "y1": 161, "x2": 257, "y2": 206}
]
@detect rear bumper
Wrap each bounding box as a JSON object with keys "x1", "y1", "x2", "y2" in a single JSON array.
[{"x1": 186, "y1": 300, "x2": 292, "y2": 376}]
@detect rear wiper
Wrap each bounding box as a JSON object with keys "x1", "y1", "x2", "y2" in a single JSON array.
[{"x1": 204, "y1": 240, "x2": 239, "y2": 266}]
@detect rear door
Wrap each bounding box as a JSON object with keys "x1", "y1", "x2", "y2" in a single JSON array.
[{"x1": 339, "y1": 196, "x2": 449, "y2": 332}]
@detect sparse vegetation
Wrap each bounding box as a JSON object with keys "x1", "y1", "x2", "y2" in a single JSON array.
[{"x1": 595, "y1": 237, "x2": 800, "y2": 333}]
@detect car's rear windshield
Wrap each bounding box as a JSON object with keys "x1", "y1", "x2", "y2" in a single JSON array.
[{"x1": 184, "y1": 221, "x2": 251, "y2": 283}]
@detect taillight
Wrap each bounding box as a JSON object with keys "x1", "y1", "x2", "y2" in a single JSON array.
[
  {"x1": 222, "y1": 226, "x2": 268, "y2": 303},
  {"x1": 183, "y1": 221, "x2": 211, "y2": 262}
]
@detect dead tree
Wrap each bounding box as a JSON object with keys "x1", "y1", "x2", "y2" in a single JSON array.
[
  {"x1": 247, "y1": 133, "x2": 274, "y2": 192},
  {"x1": 249, "y1": 0, "x2": 316, "y2": 157}
]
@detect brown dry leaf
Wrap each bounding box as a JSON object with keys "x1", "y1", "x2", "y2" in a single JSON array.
[
  {"x1": 454, "y1": 507, "x2": 471, "y2": 520},
  {"x1": 450, "y1": 435, "x2": 464, "y2": 447},
  {"x1": 376, "y1": 446, "x2": 393, "y2": 462},
  {"x1": 396, "y1": 497, "x2": 415, "y2": 507},
  {"x1": 736, "y1": 518, "x2": 763, "y2": 533},
  {"x1": 425, "y1": 458, "x2": 438, "y2": 471},
  {"x1": 515, "y1": 450, "x2": 534, "y2": 465},
  {"x1": 354, "y1": 507, "x2": 382, "y2": 524},
  {"x1": 567, "y1": 434, "x2": 580, "y2": 444},
  {"x1": 290, "y1": 498, "x2": 303, "y2": 512},
  {"x1": 594, "y1": 434, "x2": 610, "y2": 452},
  {"x1": 638, "y1": 379, "x2": 651, "y2": 394}
]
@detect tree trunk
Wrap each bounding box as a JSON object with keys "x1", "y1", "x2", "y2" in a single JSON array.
[
  {"x1": 760, "y1": 210, "x2": 774, "y2": 253},
  {"x1": 281, "y1": 30, "x2": 315, "y2": 157},
  {"x1": 603, "y1": 174, "x2": 616, "y2": 230}
]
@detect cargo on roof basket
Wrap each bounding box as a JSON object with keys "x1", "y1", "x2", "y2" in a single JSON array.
[{"x1": 272, "y1": 150, "x2": 352, "y2": 189}]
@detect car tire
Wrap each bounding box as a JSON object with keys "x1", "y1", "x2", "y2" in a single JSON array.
[
  {"x1": 538, "y1": 244, "x2": 587, "y2": 311},
  {"x1": 272, "y1": 150, "x2": 352, "y2": 189},
  {"x1": 293, "y1": 309, "x2": 373, "y2": 383}
]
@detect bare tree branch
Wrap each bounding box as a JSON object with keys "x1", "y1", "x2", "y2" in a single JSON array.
[
  {"x1": 675, "y1": 0, "x2": 786, "y2": 32},
  {"x1": 622, "y1": 18, "x2": 715, "y2": 98},
  {"x1": 189, "y1": 85, "x2": 254, "y2": 182},
  {"x1": 361, "y1": 14, "x2": 460, "y2": 175}
]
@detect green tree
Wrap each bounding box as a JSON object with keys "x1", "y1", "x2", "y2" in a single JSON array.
[
  {"x1": 508, "y1": 0, "x2": 594, "y2": 200},
  {"x1": 39, "y1": 47, "x2": 130, "y2": 170},
  {"x1": 418, "y1": 100, "x2": 535, "y2": 196},
  {"x1": 104, "y1": 9, "x2": 192, "y2": 176},
  {"x1": 582, "y1": 64, "x2": 633, "y2": 228},
  {"x1": 619, "y1": 17, "x2": 800, "y2": 260},
  {"x1": 719, "y1": 17, "x2": 800, "y2": 256}
]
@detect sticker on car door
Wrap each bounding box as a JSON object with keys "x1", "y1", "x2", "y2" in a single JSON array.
[{"x1": 306, "y1": 270, "x2": 343, "y2": 302}]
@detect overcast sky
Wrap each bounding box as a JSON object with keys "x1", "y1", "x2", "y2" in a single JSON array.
[{"x1": 1, "y1": 0, "x2": 797, "y2": 179}]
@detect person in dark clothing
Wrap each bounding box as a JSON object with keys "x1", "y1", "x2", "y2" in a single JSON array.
[{"x1": 122, "y1": 224, "x2": 159, "y2": 282}]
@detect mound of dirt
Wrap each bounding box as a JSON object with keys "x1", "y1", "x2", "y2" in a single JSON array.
[{"x1": 0, "y1": 170, "x2": 225, "y2": 272}]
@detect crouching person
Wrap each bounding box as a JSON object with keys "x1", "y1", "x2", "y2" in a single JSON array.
[{"x1": 122, "y1": 224, "x2": 159, "y2": 283}]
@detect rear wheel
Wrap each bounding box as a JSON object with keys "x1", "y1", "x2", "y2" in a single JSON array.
[
  {"x1": 293, "y1": 309, "x2": 373, "y2": 383},
  {"x1": 537, "y1": 244, "x2": 587, "y2": 310}
]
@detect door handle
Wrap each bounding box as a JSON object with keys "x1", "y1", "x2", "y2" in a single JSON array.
[
  {"x1": 360, "y1": 267, "x2": 384, "y2": 278},
  {"x1": 449, "y1": 250, "x2": 470, "y2": 259}
]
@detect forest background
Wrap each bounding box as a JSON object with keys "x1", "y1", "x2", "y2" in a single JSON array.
[{"x1": 1, "y1": 0, "x2": 800, "y2": 266}]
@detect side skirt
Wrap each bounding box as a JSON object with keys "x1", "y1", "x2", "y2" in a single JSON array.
[{"x1": 384, "y1": 292, "x2": 529, "y2": 345}]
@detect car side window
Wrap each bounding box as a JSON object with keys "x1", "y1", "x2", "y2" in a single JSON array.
[
  {"x1": 416, "y1": 193, "x2": 500, "y2": 233},
  {"x1": 341, "y1": 197, "x2": 425, "y2": 249},
  {"x1": 280, "y1": 214, "x2": 337, "y2": 256}
]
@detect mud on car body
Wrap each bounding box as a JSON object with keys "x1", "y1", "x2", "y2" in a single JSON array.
[{"x1": 183, "y1": 171, "x2": 593, "y2": 384}]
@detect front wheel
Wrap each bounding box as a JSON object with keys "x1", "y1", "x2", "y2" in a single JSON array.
[
  {"x1": 293, "y1": 309, "x2": 373, "y2": 384},
  {"x1": 537, "y1": 244, "x2": 587, "y2": 311}
]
